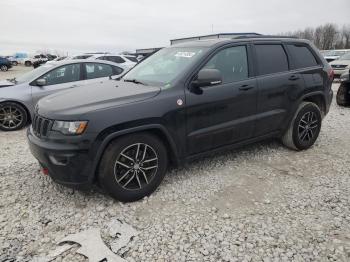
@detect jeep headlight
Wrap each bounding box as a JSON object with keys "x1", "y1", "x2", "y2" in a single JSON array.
[{"x1": 52, "y1": 121, "x2": 88, "y2": 135}]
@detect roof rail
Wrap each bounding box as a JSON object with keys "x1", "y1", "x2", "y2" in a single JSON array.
[{"x1": 235, "y1": 35, "x2": 298, "y2": 39}]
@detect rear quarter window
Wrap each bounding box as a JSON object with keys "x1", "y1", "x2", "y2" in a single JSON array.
[
  {"x1": 287, "y1": 44, "x2": 319, "y2": 69},
  {"x1": 255, "y1": 44, "x2": 289, "y2": 75}
]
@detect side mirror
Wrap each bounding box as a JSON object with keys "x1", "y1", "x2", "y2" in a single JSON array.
[
  {"x1": 36, "y1": 78, "x2": 47, "y2": 86},
  {"x1": 191, "y1": 68, "x2": 222, "y2": 89}
]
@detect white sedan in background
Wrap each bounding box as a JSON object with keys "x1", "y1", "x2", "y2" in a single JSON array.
[
  {"x1": 72, "y1": 53, "x2": 138, "y2": 71},
  {"x1": 0, "y1": 59, "x2": 125, "y2": 131}
]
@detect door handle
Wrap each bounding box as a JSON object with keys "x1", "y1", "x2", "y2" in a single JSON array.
[
  {"x1": 70, "y1": 85, "x2": 78, "y2": 88},
  {"x1": 289, "y1": 75, "x2": 300, "y2": 81},
  {"x1": 239, "y1": 84, "x2": 254, "y2": 91}
]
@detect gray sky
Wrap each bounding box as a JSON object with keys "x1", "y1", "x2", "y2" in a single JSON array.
[{"x1": 1, "y1": 0, "x2": 350, "y2": 55}]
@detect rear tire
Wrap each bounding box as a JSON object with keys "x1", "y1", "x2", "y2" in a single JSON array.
[
  {"x1": 25, "y1": 61, "x2": 32, "y2": 66},
  {"x1": 98, "y1": 133, "x2": 168, "y2": 202},
  {"x1": 0, "y1": 102, "x2": 28, "y2": 131},
  {"x1": 282, "y1": 102, "x2": 322, "y2": 151},
  {"x1": 0, "y1": 65, "x2": 8, "y2": 71}
]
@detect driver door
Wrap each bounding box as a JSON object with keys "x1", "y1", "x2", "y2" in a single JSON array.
[
  {"x1": 185, "y1": 45, "x2": 258, "y2": 155},
  {"x1": 31, "y1": 63, "x2": 84, "y2": 108}
]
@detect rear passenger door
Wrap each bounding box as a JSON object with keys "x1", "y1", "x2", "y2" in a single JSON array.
[
  {"x1": 285, "y1": 43, "x2": 325, "y2": 97},
  {"x1": 253, "y1": 43, "x2": 305, "y2": 136}
]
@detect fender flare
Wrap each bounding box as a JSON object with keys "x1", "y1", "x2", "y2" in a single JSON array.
[{"x1": 89, "y1": 124, "x2": 179, "y2": 181}]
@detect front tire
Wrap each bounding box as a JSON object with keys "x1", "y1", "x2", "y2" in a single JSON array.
[
  {"x1": 25, "y1": 61, "x2": 32, "y2": 66},
  {"x1": 98, "y1": 133, "x2": 168, "y2": 202},
  {"x1": 0, "y1": 65, "x2": 8, "y2": 71},
  {"x1": 0, "y1": 102, "x2": 28, "y2": 131},
  {"x1": 282, "y1": 102, "x2": 322, "y2": 151}
]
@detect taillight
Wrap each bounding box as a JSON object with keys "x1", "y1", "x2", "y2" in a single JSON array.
[{"x1": 328, "y1": 69, "x2": 334, "y2": 80}]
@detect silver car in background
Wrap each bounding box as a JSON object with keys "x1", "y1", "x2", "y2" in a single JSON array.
[{"x1": 0, "y1": 60, "x2": 125, "y2": 131}]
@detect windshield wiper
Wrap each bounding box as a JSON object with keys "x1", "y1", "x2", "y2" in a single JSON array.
[{"x1": 124, "y1": 78, "x2": 147, "y2": 86}]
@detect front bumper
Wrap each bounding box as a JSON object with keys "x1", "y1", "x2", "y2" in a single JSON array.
[
  {"x1": 333, "y1": 68, "x2": 348, "y2": 78},
  {"x1": 27, "y1": 127, "x2": 94, "y2": 188}
]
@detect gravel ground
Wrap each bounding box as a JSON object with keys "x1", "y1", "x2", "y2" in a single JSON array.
[
  {"x1": 0, "y1": 67, "x2": 350, "y2": 261},
  {"x1": 0, "y1": 65, "x2": 33, "y2": 80}
]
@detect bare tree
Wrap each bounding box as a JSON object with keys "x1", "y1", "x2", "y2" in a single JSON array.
[
  {"x1": 321, "y1": 23, "x2": 338, "y2": 50},
  {"x1": 278, "y1": 23, "x2": 350, "y2": 50},
  {"x1": 342, "y1": 25, "x2": 350, "y2": 49}
]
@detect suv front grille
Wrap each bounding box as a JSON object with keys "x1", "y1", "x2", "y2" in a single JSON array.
[
  {"x1": 331, "y1": 64, "x2": 347, "y2": 69},
  {"x1": 32, "y1": 115, "x2": 53, "y2": 138}
]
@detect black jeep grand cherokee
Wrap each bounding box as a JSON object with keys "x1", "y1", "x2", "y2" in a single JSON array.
[{"x1": 28, "y1": 36, "x2": 333, "y2": 202}]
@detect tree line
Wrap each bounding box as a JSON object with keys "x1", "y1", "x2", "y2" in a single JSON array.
[{"x1": 279, "y1": 23, "x2": 350, "y2": 50}]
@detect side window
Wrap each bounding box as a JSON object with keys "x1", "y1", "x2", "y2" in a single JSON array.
[
  {"x1": 41, "y1": 64, "x2": 80, "y2": 86},
  {"x1": 96, "y1": 56, "x2": 106, "y2": 60},
  {"x1": 287, "y1": 44, "x2": 319, "y2": 69},
  {"x1": 85, "y1": 63, "x2": 113, "y2": 79},
  {"x1": 202, "y1": 46, "x2": 249, "y2": 84},
  {"x1": 113, "y1": 66, "x2": 124, "y2": 75},
  {"x1": 125, "y1": 56, "x2": 138, "y2": 63},
  {"x1": 255, "y1": 44, "x2": 289, "y2": 75},
  {"x1": 107, "y1": 56, "x2": 125, "y2": 64}
]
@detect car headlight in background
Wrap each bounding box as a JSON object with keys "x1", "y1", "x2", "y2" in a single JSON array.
[{"x1": 52, "y1": 121, "x2": 88, "y2": 135}]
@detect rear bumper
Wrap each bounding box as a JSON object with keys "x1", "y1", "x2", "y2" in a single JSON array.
[{"x1": 27, "y1": 127, "x2": 94, "y2": 188}]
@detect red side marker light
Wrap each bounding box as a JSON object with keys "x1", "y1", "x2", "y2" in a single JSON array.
[{"x1": 42, "y1": 168, "x2": 49, "y2": 175}]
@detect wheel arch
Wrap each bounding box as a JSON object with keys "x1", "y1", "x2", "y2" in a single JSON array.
[
  {"x1": 301, "y1": 93, "x2": 326, "y2": 117},
  {"x1": 90, "y1": 124, "x2": 180, "y2": 182}
]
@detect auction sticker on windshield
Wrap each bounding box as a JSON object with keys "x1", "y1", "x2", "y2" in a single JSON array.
[{"x1": 175, "y1": 52, "x2": 196, "y2": 58}]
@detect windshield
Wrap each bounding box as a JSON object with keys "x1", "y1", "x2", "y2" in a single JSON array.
[
  {"x1": 123, "y1": 47, "x2": 209, "y2": 86},
  {"x1": 339, "y1": 52, "x2": 350, "y2": 60},
  {"x1": 14, "y1": 64, "x2": 55, "y2": 84}
]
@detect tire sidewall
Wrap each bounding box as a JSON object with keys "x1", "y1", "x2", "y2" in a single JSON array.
[
  {"x1": 0, "y1": 102, "x2": 28, "y2": 131},
  {"x1": 336, "y1": 84, "x2": 347, "y2": 106},
  {"x1": 292, "y1": 103, "x2": 322, "y2": 150},
  {"x1": 99, "y1": 133, "x2": 168, "y2": 202}
]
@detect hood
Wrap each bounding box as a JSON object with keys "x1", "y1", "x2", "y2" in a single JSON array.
[
  {"x1": 37, "y1": 80, "x2": 161, "y2": 119},
  {"x1": 0, "y1": 80, "x2": 15, "y2": 88},
  {"x1": 330, "y1": 60, "x2": 350, "y2": 66}
]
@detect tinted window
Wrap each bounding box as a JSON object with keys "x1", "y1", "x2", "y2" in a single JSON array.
[
  {"x1": 73, "y1": 55, "x2": 93, "y2": 60},
  {"x1": 104, "y1": 56, "x2": 125, "y2": 64},
  {"x1": 41, "y1": 64, "x2": 80, "y2": 85},
  {"x1": 255, "y1": 44, "x2": 289, "y2": 75},
  {"x1": 125, "y1": 56, "x2": 138, "y2": 62},
  {"x1": 85, "y1": 63, "x2": 113, "y2": 79},
  {"x1": 288, "y1": 44, "x2": 318, "y2": 68},
  {"x1": 203, "y1": 46, "x2": 248, "y2": 84},
  {"x1": 113, "y1": 66, "x2": 124, "y2": 75}
]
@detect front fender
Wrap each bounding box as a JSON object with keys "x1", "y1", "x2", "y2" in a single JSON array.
[{"x1": 88, "y1": 124, "x2": 180, "y2": 182}]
